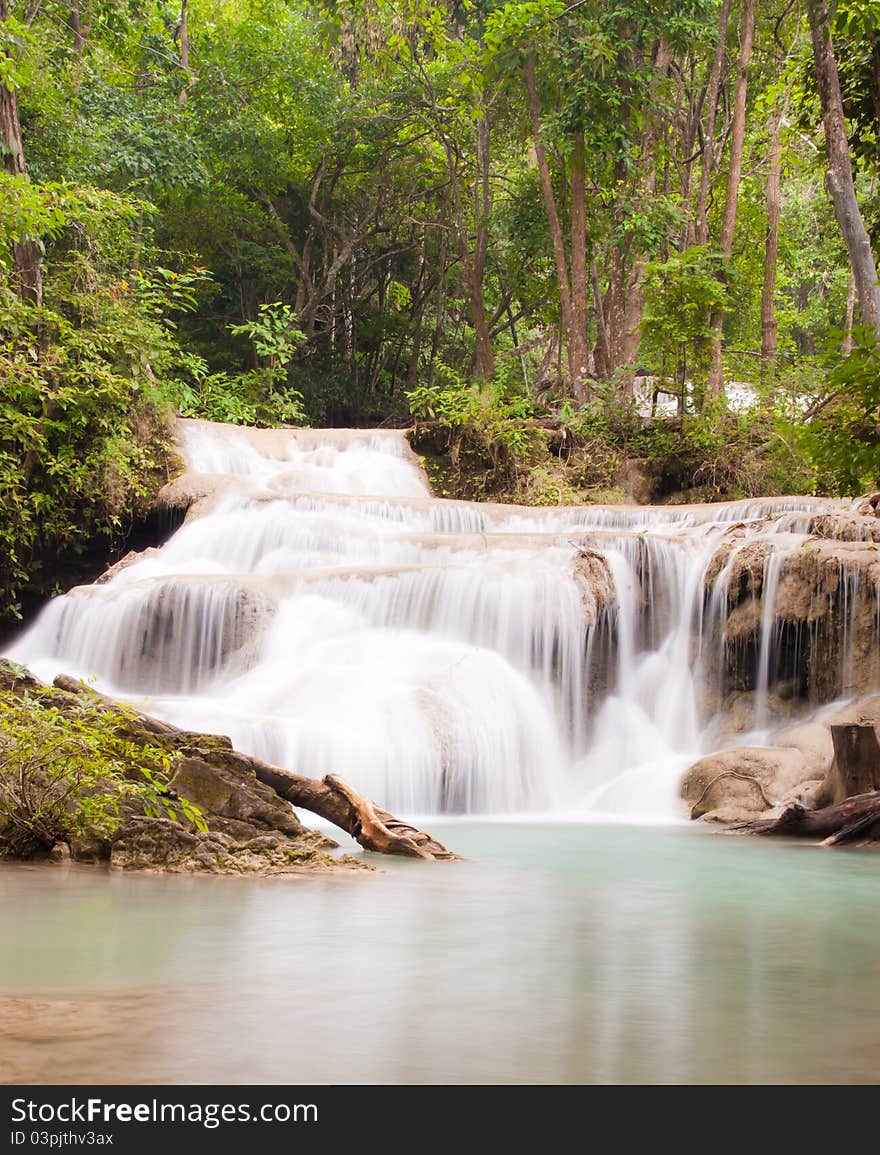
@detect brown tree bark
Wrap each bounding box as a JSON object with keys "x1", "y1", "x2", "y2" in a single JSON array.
[
  {"x1": 824, "y1": 724, "x2": 880, "y2": 804},
  {"x1": 178, "y1": 0, "x2": 190, "y2": 107},
  {"x1": 707, "y1": 0, "x2": 755, "y2": 395},
  {"x1": 694, "y1": 0, "x2": 732, "y2": 245},
  {"x1": 600, "y1": 39, "x2": 673, "y2": 394},
  {"x1": 524, "y1": 54, "x2": 578, "y2": 396},
  {"x1": 462, "y1": 110, "x2": 495, "y2": 379},
  {"x1": 731, "y1": 791, "x2": 880, "y2": 845},
  {"x1": 71, "y1": 3, "x2": 86, "y2": 53},
  {"x1": 569, "y1": 130, "x2": 590, "y2": 393},
  {"x1": 842, "y1": 271, "x2": 857, "y2": 355},
  {"x1": 591, "y1": 260, "x2": 611, "y2": 379},
  {"x1": 461, "y1": 249, "x2": 495, "y2": 379},
  {"x1": 760, "y1": 108, "x2": 783, "y2": 366},
  {"x1": 0, "y1": 0, "x2": 42, "y2": 306},
  {"x1": 807, "y1": 0, "x2": 880, "y2": 334}
]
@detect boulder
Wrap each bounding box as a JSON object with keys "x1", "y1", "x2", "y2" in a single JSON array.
[
  {"x1": 705, "y1": 536, "x2": 880, "y2": 707},
  {"x1": 169, "y1": 752, "x2": 304, "y2": 838},
  {"x1": 681, "y1": 745, "x2": 815, "y2": 821},
  {"x1": 770, "y1": 721, "x2": 835, "y2": 779}
]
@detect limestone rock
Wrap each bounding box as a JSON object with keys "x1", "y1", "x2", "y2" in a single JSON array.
[
  {"x1": 110, "y1": 816, "x2": 363, "y2": 874},
  {"x1": 682, "y1": 745, "x2": 813, "y2": 820},
  {"x1": 823, "y1": 693, "x2": 880, "y2": 729},
  {"x1": 770, "y1": 721, "x2": 835, "y2": 779},
  {"x1": 69, "y1": 832, "x2": 110, "y2": 863},
  {"x1": 574, "y1": 550, "x2": 615, "y2": 626},
  {"x1": 705, "y1": 536, "x2": 880, "y2": 705},
  {"x1": 95, "y1": 548, "x2": 160, "y2": 584}
]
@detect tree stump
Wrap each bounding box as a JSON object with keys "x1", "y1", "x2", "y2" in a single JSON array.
[{"x1": 826, "y1": 724, "x2": 880, "y2": 803}]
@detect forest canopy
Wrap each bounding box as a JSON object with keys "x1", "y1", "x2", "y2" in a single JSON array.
[{"x1": 1, "y1": 0, "x2": 879, "y2": 620}]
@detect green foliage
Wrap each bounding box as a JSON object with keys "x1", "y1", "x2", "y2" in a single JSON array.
[
  {"x1": 0, "y1": 179, "x2": 186, "y2": 620},
  {"x1": 407, "y1": 361, "x2": 541, "y2": 463},
  {"x1": 0, "y1": 683, "x2": 206, "y2": 859},
  {"x1": 789, "y1": 335, "x2": 880, "y2": 494},
  {"x1": 175, "y1": 303, "x2": 308, "y2": 426},
  {"x1": 0, "y1": 0, "x2": 877, "y2": 584},
  {"x1": 642, "y1": 246, "x2": 728, "y2": 398}
]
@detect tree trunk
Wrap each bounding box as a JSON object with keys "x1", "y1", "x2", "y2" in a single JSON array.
[
  {"x1": 601, "y1": 38, "x2": 673, "y2": 394},
  {"x1": 842, "y1": 271, "x2": 857, "y2": 355},
  {"x1": 707, "y1": 0, "x2": 755, "y2": 395},
  {"x1": 0, "y1": 0, "x2": 42, "y2": 306},
  {"x1": 462, "y1": 252, "x2": 495, "y2": 379},
  {"x1": 569, "y1": 130, "x2": 589, "y2": 400},
  {"x1": 524, "y1": 54, "x2": 574, "y2": 387},
  {"x1": 694, "y1": 0, "x2": 732, "y2": 245},
  {"x1": 825, "y1": 724, "x2": 880, "y2": 804},
  {"x1": 760, "y1": 108, "x2": 783, "y2": 366},
  {"x1": 591, "y1": 261, "x2": 611, "y2": 379},
  {"x1": 807, "y1": 0, "x2": 880, "y2": 334},
  {"x1": 467, "y1": 110, "x2": 495, "y2": 379},
  {"x1": 178, "y1": 0, "x2": 190, "y2": 107},
  {"x1": 71, "y1": 3, "x2": 86, "y2": 53}
]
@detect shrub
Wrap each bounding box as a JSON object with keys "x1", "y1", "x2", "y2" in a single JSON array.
[{"x1": 0, "y1": 682, "x2": 205, "y2": 858}]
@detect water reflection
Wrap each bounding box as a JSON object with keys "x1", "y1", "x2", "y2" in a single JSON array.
[{"x1": 2, "y1": 825, "x2": 880, "y2": 1084}]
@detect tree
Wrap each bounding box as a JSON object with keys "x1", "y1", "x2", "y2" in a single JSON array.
[
  {"x1": 706, "y1": 0, "x2": 755, "y2": 394},
  {"x1": 806, "y1": 0, "x2": 880, "y2": 334},
  {"x1": 0, "y1": 0, "x2": 42, "y2": 304}
]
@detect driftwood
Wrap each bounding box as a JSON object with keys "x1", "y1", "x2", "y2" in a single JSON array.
[
  {"x1": 730, "y1": 791, "x2": 880, "y2": 845},
  {"x1": 2, "y1": 664, "x2": 457, "y2": 861}
]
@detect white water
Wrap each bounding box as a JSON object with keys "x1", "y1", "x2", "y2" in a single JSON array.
[{"x1": 4, "y1": 419, "x2": 863, "y2": 820}]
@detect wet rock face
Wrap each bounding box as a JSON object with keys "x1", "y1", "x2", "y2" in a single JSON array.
[
  {"x1": 574, "y1": 550, "x2": 615, "y2": 626},
  {"x1": 705, "y1": 534, "x2": 880, "y2": 713}
]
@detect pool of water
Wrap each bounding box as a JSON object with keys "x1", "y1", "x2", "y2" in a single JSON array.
[{"x1": 2, "y1": 823, "x2": 880, "y2": 1084}]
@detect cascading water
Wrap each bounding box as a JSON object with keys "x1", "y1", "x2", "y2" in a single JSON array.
[{"x1": 5, "y1": 418, "x2": 871, "y2": 821}]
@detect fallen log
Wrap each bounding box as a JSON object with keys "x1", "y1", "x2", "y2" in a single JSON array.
[
  {"x1": 729, "y1": 790, "x2": 880, "y2": 844},
  {"x1": 1, "y1": 663, "x2": 457, "y2": 861},
  {"x1": 223, "y1": 751, "x2": 458, "y2": 861}
]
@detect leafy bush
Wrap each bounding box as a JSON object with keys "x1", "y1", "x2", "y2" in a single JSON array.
[
  {"x1": 407, "y1": 361, "x2": 543, "y2": 464},
  {"x1": 0, "y1": 179, "x2": 185, "y2": 621},
  {"x1": 173, "y1": 304, "x2": 308, "y2": 426},
  {"x1": 0, "y1": 683, "x2": 205, "y2": 859},
  {"x1": 788, "y1": 335, "x2": 880, "y2": 494}
]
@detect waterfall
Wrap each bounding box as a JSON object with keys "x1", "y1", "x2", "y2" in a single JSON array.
[{"x1": 5, "y1": 418, "x2": 874, "y2": 819}]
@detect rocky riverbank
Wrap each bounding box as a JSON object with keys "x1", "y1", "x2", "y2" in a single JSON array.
[{"x1": 0, "y1": 661, "x2": 370, "y2": 876}]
